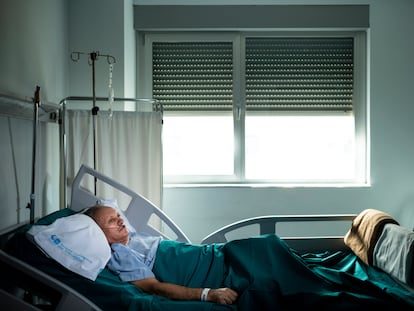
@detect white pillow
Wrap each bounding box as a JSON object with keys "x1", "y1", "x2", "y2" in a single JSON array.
[{"x1": 27, "y1": 214, "x2": 111, "y2": 281}]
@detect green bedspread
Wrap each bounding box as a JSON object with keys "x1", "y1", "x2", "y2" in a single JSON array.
[
  {"x1": 154, "y1": 235, "x2": 414, "y2": 310},
  {"x1": 5, "y1": 209, "x2": 414, "y2": 311}
]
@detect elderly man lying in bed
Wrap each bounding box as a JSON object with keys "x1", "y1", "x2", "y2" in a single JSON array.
[
  {"x1": 83, "y1": 205, "x2": 408, "y2": 311},
  {"x1": 85, "y1": 205, "x2": 238, "y2": 305}
]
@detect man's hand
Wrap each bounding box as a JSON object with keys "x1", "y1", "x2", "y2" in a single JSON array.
[
  {"x1": 208, "y1": 288, "x2": 238, "y2": 304},
  {"x1": 132, "y1": 278, "x2": 238, "y2": 304}
]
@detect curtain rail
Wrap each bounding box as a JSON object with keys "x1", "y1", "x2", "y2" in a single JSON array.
[{"x1": 59, "y1": 96, "x2": 162, "y2": 113}]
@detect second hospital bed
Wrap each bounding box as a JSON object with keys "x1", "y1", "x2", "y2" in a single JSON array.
[{"x1": 1, "y1": 164, "x2": 414, "y2": 310}]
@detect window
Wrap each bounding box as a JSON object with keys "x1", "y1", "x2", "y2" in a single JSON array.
[{"x1": 140, "y1": 31, "x2": 368, "y2": 185}]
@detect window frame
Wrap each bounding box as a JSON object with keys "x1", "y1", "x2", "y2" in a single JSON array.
[{"x1": 137, "y1": 30, "x2": 369, "y2": 186}]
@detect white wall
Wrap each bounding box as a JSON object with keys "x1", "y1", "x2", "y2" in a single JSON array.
[
  {"x1": 0, "y1": 0, "x2": 67, "y2": 230},
  {"x1": 1, "y1": 0, "x2": 414, "y2": 244},
  {"x1": 0, "y1": 0, "x2": 68, "y2": 102},
  {"x1": 157, "y1": 0, "x2": 414, "y2": 242},
  {"x1": 0, "y1": 0, "x2": 136, "y2": 231},
  {"x1": 67, "y1": 0, "x2": 136, "y2": 110}
]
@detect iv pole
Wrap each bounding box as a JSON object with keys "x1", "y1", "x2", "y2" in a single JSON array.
[
  {"x1": 27, "y1": 86, "x2": 40, "y2": 224},
  {"x1": 70, "y1": 51, "x2": 116, "y2": 194}
]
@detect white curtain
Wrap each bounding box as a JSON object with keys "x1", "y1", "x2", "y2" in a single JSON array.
[{"x1": 65, "y1": 109, "x2": 163, "y2": 209}]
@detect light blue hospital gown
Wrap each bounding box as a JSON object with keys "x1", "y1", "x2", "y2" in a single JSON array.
[{"x1": 107, "y1": 232, "x2": 163, "y2": 282}]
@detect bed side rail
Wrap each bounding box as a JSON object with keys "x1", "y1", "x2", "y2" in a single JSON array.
[
  {"x1": 71, "y1": 164, "x2": 191, "y2": 243},
  {"x1": 0, "y1": 250, "x2": 102, "y2": 311},
  {"x1": 201, "y1": 214, "x2": 356, "y2": 252}
]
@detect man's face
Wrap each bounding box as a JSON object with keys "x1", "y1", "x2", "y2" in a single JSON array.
[{"x1": 94, "y1": 206, "x2": 129, "y2": 244}]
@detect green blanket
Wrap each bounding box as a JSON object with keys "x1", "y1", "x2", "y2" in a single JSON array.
[
  {"x1": 5, "y1": 209, "x2": 414, "y2": 311},
  {"x1": 154, "y1": 235, "x2": 414, "y2": 311}
]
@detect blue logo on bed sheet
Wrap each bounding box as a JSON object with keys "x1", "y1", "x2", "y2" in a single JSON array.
[
  {"x1": 51, "y1": 235, "x2": 61, "y2": 245},
  {"x1": 50, "y1": 234, "x2": 92, "y2": 263}
]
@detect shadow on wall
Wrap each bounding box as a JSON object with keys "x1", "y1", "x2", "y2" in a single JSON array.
[{"x1": 395, "y1": 195, "x2": 414, "y2": 231}]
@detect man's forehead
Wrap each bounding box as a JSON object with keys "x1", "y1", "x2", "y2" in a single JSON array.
[{"x1": 96, "y1": 206, "x2": 116, "y2": 218}]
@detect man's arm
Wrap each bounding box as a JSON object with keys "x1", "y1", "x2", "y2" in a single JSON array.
[{"x1": 131, "y1": 277, "x2": 238, "y2": 304}]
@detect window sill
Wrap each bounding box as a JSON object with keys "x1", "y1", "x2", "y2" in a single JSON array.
[{"x1": 163, "y1": 182, "x2": 371, "y2": 189}]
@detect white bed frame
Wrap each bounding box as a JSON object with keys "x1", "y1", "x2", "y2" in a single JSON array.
[
  {"x1": 0, "y1": 164, "x2": 357, "y2": 310},
  {"x1": 201, "y1": 214, "x2": 356, "y2": 253},
  {"x1": 73, "y1": 165, "x2": 355, "y2": 253},
  {"x1": 70, "y1": 164, "x2": 191, "y2": 243}
]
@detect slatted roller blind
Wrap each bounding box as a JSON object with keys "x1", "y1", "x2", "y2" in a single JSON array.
[
  {"x1": 246, "y1": 37, "x2": 354, "y2": 111},
  {"x1": 152, "y1": 42, "x2": 233, "y2": 111},
  {"x1": 153, "y1": 38, "x2": 354, "y2": 112}
]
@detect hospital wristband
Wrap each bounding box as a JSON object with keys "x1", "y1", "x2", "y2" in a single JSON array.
[{"x1": 201, "y1": 288, "x2": 210, "y2": 301}]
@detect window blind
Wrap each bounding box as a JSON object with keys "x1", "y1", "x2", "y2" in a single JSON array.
[
  {"x1": 152, "y1": 42, "x2": 233, "y2": 111},
  {"x1": 245, "y1": 37, "x2": 354, "y2": 111},
  {"x1": 153, "y1": 37, "x2": 354, "y2": 112}
]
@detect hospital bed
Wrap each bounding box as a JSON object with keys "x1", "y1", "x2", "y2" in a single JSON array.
[{"x1": 1, "y1": 165, "x2": 414, "y2": 310}]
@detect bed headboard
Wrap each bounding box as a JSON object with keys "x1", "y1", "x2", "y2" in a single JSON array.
[{"x1": 70, "y1": 164, "x2": 191, "y2": 243}]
